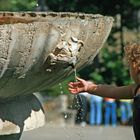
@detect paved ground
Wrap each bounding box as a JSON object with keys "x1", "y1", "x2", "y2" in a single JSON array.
[{"x1": 21, "y1": 124, "x2": 135, "y2": 140}]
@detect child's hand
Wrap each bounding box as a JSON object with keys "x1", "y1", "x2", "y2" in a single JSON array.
[{"x1": 68, "y1": 77, "x2": 95, "y2": 94}]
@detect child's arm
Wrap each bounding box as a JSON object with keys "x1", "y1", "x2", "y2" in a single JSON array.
[
  {"x1": 68, "y1": 77, "x2": 136, "y2": 99},
  {"x1": 93, "y1": 84, "x2": 135, "y2": 99}
]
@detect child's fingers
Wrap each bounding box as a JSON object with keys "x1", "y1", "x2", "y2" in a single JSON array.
[
  {"x1": 69, "y1": 82, "x2": 81, "y2": 87},
  {"x1": 76, "y1": 77, "x2": 86, "y2": 83},
  {"x1": 68, "y1": 88, "x2": 79, "y2": 94},
  {"x1": 68, "y1": 83, "x2": 73, "y2": 88},
  {"x1": 68, "y1": 83, "x2": 77, "y2": 88},
  {"x1": 76, "y1": 77, "x2": 82, "y2": 81}
]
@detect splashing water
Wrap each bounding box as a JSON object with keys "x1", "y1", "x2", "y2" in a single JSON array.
[
  {"x1": 36, "y1": 0, "x2": 39, "y2": 7},
  {"x1": 58, "y1": 83, "x2": 71, "y2": 138},
  {"x1": 72, "y1": 67, "x2": 84, "y2": 124},
  {"x1": 57, "y1": 66, "x2": 84, "y2": 139},
  {"x1": 73, "y1": 68, "x2": 77, "y2": 82},
  {"x1": 64, "y1": 114, "x2": 68, "y2": 119},
  {"x1": 59, "y1": 83, "x2": 64, "y2": 95},
  {"x1": 73, "y1": 68, "x2": 83, "y2": 108},
  {"x1": 36, "y1": 3, "x2": 39, "y2": 7}
]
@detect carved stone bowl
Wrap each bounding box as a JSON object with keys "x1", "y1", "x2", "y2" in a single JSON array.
[{"x1": 0, "y1": 12, "x2": 113, "y2": 98}]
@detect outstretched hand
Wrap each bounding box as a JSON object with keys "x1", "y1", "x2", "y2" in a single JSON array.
[{"x1": 68, "y1": 77, "x2": 95, "y2": 94}]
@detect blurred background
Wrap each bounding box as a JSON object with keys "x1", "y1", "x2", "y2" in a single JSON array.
[{"x1": 0, "y1": 0, "x2": 140, "y2": 133}]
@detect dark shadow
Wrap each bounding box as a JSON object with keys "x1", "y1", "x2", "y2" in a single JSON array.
[{"x1": 0, "y1": 94, "x2": 44, "y2": 140}]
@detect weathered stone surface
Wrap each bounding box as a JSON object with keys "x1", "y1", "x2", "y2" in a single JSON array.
[
  {"x1": 0, "y1": 12, "x2": 114, "y2": 98},
  {"x1": 0, "y1": 94, "x2": 45, "y2": 136}
]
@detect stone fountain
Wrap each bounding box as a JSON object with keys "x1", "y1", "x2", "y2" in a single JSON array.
[{"x1": 0, "y1": 12, "x2": 113, "y2": 140}]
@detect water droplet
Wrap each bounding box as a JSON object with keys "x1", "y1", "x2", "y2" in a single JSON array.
[
  {"x1": 73, "y1": 68, "x2": 78, "y2": 82},
  {"x1": 59, "y1": 83, "x2": 64, "y2": 95},
  {"x1": 64, "y1": 114, "x2": 68, "y2": 119},
  {"x1": 18, "y1": 74, "x2": 26, "y2": 79},
  {"x1": 46, "y1": 69, "x2": 52, "y2": 72}
]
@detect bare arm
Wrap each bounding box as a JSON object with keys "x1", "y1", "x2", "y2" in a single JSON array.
[
  {"x1": 92, "y1": 84, "x2": 136, "y2": 99},
  {"x1": 68, "y1": 77, "x2": 136, "y2": 99}
]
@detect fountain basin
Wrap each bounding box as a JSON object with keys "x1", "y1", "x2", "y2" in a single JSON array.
[{"x1": 0, "y1": 12, "x2": 113, "y2": 98}]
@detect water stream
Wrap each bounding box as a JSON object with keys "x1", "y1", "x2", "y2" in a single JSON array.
[
  {"x1": 73, "y1": 67, "x2": 84, "y2": 140},
  {"x1": 36, "y1": 0, "x2": 39, "y2": 8},
  {"x1": 73, "y1": 68, "x2": 83, "y2": 112},
  {"x1": 58, "y1": 67, "x2": 84, "y2": 138}
]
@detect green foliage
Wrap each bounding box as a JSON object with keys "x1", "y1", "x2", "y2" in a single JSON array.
[
  {"x1": 130, "y1": 0, "x2": 140, "y2": 7},
  {"x1": 0, "y1": 0, "x2": 36, "y2": 11},
  {"x1": 46, "y1": 0, "x2": 78, "y2": 12},
  {"x1": 89, "y1": 44, "x2": 133, "y2": 86},
  {"x1": 90, "y1": 69, "x2": 105, "y2": 83}
]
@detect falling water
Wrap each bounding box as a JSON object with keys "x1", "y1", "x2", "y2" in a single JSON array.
[
  {"x1": 59, "y1": 83, "x2": 64, "y2": 95},
  {"x1": 73, "y1": 68, "x2": 77, "y2": 82},
  {"x1": 58, "y1": 83, "x2": 68, "y2": 120},
  {"x1": 58, "y1": 82, "x2": 67, "y2": 124},
  {"x1": 58, "y1": 83, "x2": 72, "y2": 139},
  {"x1": 36, "y1": 0, "x2": 39, "y2": 8},
  {"x1": 73, "y1": 67, "x2": 83, "y2": 112},
  {"x1": 64, "y1": 114, "x2": 68, "y2": 119},
  {"x1": 36, "y1": 3, "x2": 39, "y2": 7},
  {"x1": 73, "y1": 67, "x2": 85, "y2": 140},
  {"x1": 58, "y1": 63, "x2": 84, "y2": 140}
]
